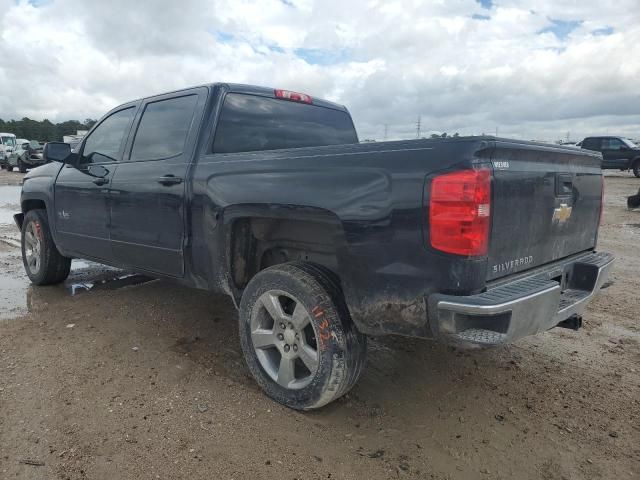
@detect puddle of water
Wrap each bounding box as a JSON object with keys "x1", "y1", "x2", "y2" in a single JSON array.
[
  {"x1": 0, "y1": 255, "x2": 155, "y2": 320},
  {"x1": 0, "y1": 185, "x2": 21, "y2": 225},
  {"x1": 0, "y1": 273, "x2": 30, "y2": 320},
  {"x1": 67, "y1": 272, "x2": 153, "y2": 296},
  {"x1": 64, "y1": 259, "x2": 153, "y2": 295}
]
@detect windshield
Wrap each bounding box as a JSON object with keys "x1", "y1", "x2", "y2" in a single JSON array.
[
  {"x1": 622, "y1": 138, "x2": 638, "y2": 148},
  {"x1": 1, "y1": 136, "x2": 15, "y2": 147},
  {"x1": 29, "y1": 140, "x2": 41, "y2": 149}
]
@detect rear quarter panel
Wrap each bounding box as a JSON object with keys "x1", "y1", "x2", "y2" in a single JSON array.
[{"x1": 189, "y1": 138, "x2": 493, "y2": 337}]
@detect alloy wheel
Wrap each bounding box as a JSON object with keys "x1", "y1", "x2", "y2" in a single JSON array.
[
  {"x1": 24, "y1": 221, "x2": 42, "y2": 275},
  {"x1": 250, "y1": 290, "x2": 320, "y2": 389}
]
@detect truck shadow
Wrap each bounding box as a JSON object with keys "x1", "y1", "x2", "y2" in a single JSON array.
[{"x1": 23, "y1": 272, "x2": 549, "y2": 424}]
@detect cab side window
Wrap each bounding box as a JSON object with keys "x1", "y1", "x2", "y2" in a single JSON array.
[
  {"x1": 582, "y1": 138, "x2": 601, "y2": 151},
  {"x1": 129, "y1": 95, "x2": 198, "y2": 162},
  {"x1": 602, "y1": 138, "x2": 624, "y2": 151},
  {"x1": 81, "y1": 108, "x2": 135, "y2": 164}
]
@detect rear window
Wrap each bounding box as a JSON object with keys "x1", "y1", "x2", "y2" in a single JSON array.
[{"x1": 213, "y1": 93, "x2": 358, "y2": 154}]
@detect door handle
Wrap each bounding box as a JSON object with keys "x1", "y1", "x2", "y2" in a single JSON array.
[
  {"x1": 92, "y1": 178, "x2": 109, "y2": 186},
  {"x1": 156, "y1": 175, "x2": 183, "y2": 186}
]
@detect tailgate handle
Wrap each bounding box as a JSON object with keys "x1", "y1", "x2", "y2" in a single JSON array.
[{"x1": 556, "y1": 174, "x2": 573, "y2": 197}]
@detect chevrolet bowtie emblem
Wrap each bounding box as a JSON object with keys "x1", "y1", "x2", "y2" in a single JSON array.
[{"x1": 553, "y1": 203, "x2": 573, "y2": 224}]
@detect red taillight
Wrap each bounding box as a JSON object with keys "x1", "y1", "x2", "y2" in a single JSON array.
[
  {"x1": 274, "y1": 89, "x2": 313, "y2": 104},
  {"x1": 429, "y1": 169, "x2": 492, "y2": 256}
]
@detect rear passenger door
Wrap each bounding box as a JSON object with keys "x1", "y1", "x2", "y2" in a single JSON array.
[{"x1": 108, "y1": 88, "x2": 207, "y2": 276}]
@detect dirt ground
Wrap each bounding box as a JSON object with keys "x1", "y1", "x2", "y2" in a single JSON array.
[{"x1": 0, "y1": 168, "x2": 638, "y2": 480}]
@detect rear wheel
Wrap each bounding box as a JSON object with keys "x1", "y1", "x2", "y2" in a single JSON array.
[
  {"x1": 239, "y1": 262, "x2": 367, "y2": 410},
  {"x1": 21, "y1": 209, "x2": 71, "y2": 285},
  {"x1": 6, "y1": 163, "x2": 12, "y2": 172},
  {"x1": 633, "y1": 160, "x2": 640, "y2": 178}
]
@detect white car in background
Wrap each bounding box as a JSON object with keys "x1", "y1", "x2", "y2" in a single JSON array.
[{"x1": 0, "y1": 133, "x2": 17, "y2": 168}]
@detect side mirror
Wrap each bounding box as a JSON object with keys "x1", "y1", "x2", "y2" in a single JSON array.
[
  {"x1": 43, "y1": 142, "x2": 71, "y2": 163},
  {"x1": 620, "y1": 145, "x2": 629, "y2": 151}
]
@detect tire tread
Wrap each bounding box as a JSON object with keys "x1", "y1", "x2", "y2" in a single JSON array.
[{"x1": 239, "y1": 261, "x2": 367, "y2": 410}]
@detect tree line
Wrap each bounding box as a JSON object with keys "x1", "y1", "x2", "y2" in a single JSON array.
[{"x1": 0, "y1": 118, "x2": 97, "y2": 142}]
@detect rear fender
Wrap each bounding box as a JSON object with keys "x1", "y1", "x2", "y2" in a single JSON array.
[{"x1": 219, "y1": 204, "x2": 359, "y2": 308}]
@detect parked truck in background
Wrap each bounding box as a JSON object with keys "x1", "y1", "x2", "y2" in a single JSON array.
[
  {"x1": 7, "y1": 139, "x2": 46, "y2": 172},
  {"x1": 14, "y1": 83, "x2": 614, "y2": 409},
  {"x1": 580, "y1": 136, "x2": 640, "y2": 177}
]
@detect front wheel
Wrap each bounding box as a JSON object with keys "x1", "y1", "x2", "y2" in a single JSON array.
[
  {"x1": 239, "y1": 262, "x2": 367, "y2": 410},
  {"x1": 21, "y1": 209, "x2": 71, "y2": 285},
  {"x1": 633, "y1": 160, "x2": 640, "y2": 178},
  {"x1": 18, "y1": 157, "x2": 27, "y2": 173}
]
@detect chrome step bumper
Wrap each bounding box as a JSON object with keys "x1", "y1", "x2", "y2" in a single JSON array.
[{"x1": 428, "y1": 251, "x2": 615, "y2": 347}]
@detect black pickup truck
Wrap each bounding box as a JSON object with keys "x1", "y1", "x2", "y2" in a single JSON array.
[
  {"x1": 15, "y1": 83, "x2": 614, "y2": 410},
  {"x1": 579, "y1": 136, "x2": 640, "y2": 177}
]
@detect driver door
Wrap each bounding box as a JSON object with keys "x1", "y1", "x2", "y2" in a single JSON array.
[{"x1": 54, "y1": 105, "x2": 137, "y2": 261}]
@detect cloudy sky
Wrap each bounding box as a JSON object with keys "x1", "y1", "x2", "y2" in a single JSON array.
[{"x1": 0, "y1": 0, "x2": 638, "y2": 142}]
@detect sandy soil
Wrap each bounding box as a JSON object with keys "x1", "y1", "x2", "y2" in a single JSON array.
[{"x1": 0, "y1": 169, "x2": 638, "y2": 479}]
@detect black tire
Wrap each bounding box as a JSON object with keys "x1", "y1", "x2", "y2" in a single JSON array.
[
  {"x1": 239, "y1": 262, "x2": 367, "y2": 410},
  {"x1": 633, "y1": 160, "x2": 640, "y2": 178},
  {"x1": 6, "y1": 163, "x2": 12, "y2": 172},
  {"x1": 18, "y1": 157, "x2": 27, "y2": 173},
  {"x1": 21, "y1": 209, "x2": 71, "y2": 285}
]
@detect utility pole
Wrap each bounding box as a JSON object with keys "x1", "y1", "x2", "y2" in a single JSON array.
[
  {"x1": 416, "y1": 116, "x2": 421, "y2": 139},
  {"x1": 495, "y1": 126, "x2": 499, "y2": 137},
  {"x1": 384, "y1": 124, "x2": 388, "y2": 141}
]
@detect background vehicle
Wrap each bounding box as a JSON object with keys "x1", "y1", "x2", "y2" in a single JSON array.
[
  {"x1": 0, "y1": 133, "x2": 16, "y2": 168},
  {"x1": 14, "y1": 83, "x2": 613, "y2": 410},
  {"x1": 580, "y1": 136, "x2": 640, "y2": 177},
  {"x1": 7, "y1": 139, "x2": 45, "y2": 173}
]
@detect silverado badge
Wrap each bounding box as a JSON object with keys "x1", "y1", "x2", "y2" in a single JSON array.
[{"x1": 553, "y1": 203, "x2": 573, "y2": 224}]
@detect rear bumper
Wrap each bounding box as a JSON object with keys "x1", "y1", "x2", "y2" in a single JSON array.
[{"x1": 428, "y1": 251, "x2": 614, "y2": 347}]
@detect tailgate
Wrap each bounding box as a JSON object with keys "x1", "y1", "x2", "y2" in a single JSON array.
[{"x1": 487, "y1": 141, "x2": 602, "y2": 281}]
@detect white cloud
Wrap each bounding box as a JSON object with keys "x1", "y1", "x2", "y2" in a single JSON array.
[{"x1": 0, "y1": 0, "x2": 638, "y2": 142}]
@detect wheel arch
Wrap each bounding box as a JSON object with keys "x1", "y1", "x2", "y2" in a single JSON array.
[
  {"x1": 18, "y1": 193, "x2": 66, "y2": 253},
  {"x1": 21, "y1": 198, "x2": 47, "y2": 213},
  {"x1": 220, "y1": 204, "x2": 353, "y2": 307}
]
